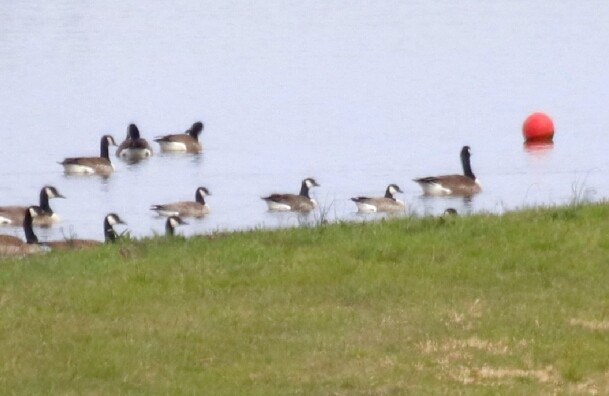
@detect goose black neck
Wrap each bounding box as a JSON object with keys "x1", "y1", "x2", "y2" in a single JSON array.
[
  {"x1": 129, "y1": 125, "x2": 141, "y2": 140},
  {"x1": 188, "y1": 129, "x2": 199, "y2": 141},
  {"x1": 100, "y1": 138, "x2": 110, "y2": 160},
  {"x1": 104, "y1": 219, "x2": 118, "y2": 243},
  {"x1": 299, "y1": 182, "x2": 310, "y2": 198},
  {"x1": 384, "y1": 189, "x2": 393, "y2": 199},
  {"x1": 39, "y1": 190, "x2": 52, "y2": 213},
  {"x1": 23, "y1": 210, "x2": 38, "y2": 244},
  {"x1": 196, "y1": 192, "x2": 206, "y2": 205},
  {"x1": 188, "y1": 123, "x2": 203, "y2": 140},
  {"x1": 461, "y1": 152, "x2": 476, "y2": 180},
  {"x1": 165, "y1": 222, "x2": 175, "y2": 236}
]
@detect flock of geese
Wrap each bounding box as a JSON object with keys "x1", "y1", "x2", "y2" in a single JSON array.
[{"x1": 0, "y1": 121, "x2": 482, "y2": 258}]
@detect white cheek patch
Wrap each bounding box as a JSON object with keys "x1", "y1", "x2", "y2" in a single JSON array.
[{"x1": 0, "y1": 215, "x2": 13, "y2": 225}]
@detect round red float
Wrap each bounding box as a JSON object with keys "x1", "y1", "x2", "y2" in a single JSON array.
[{"x1": 523, "y1": 112, "x2": 554, "y2": 142}]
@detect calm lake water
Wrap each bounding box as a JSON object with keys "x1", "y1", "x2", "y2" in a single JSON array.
[{"x1": 1, "y1": 1, "x2": 609, "y2": 241}]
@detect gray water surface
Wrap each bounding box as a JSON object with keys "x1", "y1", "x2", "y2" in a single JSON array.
[{"x1": 1, "y1": 1, "x2": 609, "y2": 241}]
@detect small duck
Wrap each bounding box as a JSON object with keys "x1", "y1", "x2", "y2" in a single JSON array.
[
  {"x1": 262, "y1": 177, "x2": 320, "y2": 212},
  {"x1": 351, "y1": 184, "x2": 406, "y2": 213},
  {"x1": 0, "y1": 185, "x2": 65, "y2": 227},
  {"x1": 116, "y1": 124, "x2": 153, "y2": 160},
  {"x1": 154, "y1": 122, "x2": 204, "y2": 153},
  {"x1": 150, "y1": 187, "x2": 210, "y2": 217},
  {"x1": 60, "y1": 135, "x2": 117, "y2": 176},
  {"x1": 413, "y1": 146, "x2": 482, "y2": 196}
]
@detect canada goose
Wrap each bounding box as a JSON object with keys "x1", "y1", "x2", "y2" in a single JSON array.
[
  {"x1": 443, "y1": 208, "x2": 458, "y2": 216},
  {"x1": 44, "y1": 213, "x2": 126, "y2": 250},
  {"x1": 0, "y1": 186, "x2": 65, "y2": 227},
  {"x1": 165, "y1": 216, "x2": 188, "y2": 236},
  {"x1": 154, "y1": 122, "x2": 203, "y2": 153},
  {"x1": 116, "y1": 124, "x2": 153, "y2": 160},
  {"x1": 150, "y1": 187, "x2": 210, "y2": 217},
  {"x1": 60, "y1": 135, "x2": 117, "y2": 175},
  {"x1": 0, "y1": 206, "x2": 47, "y2": 257},
  {"x1": 413, "y1": 146, "x2": 482, "y2": 196},
  {"x1": 351, "y1": 184, "x2": 406, "y2": 213},
  {"x1": 262, "y1": 178, "x2": 320, "y2": 212}
]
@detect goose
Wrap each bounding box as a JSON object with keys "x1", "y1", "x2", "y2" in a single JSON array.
[
  {"x1": 351, "y1": 184, "x2": 406, "y2": 213},
  {"x1": 165, "y1": 216, "x2": 188, "y2": 236},
  {"x1": 0, "y1": 186, "x2": 65, "y2": 227},
  {"x1": 443, "y1": 208, "x2": 458, "y2": 216},
  {"x1": 44, "y1": 213, "x2": 126, "y2": 250},
  {"x1": 116, "y1": 124, "x2": 153, "y2": 160},
  {"x1": 262, "y1": 177, "x2": 320, "y2": 212},
  {"x1": 150, "y1": 187, "x2": 210, "y2": 217},
  {"x1": 413, "y1": 146, "x2": 482, "y2": 196},
  {"x1": 0, "y1": 206, "x2": 48, "y2": 257},
  {"x1": 60, "y1": 135, "x2": 117, "y2": 176},
  {"x1": 154, "y1": 122, "x2": 203, "y2": 153}
]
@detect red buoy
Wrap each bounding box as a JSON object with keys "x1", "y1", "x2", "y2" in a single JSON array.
[{"x1": 523, "y1": 112, "x2": 554, "y2": 142}]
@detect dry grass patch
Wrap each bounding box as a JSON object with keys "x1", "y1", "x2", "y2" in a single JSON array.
[
  {"x1": 570, "y1": 318, "x2": 609, "y2": 331},
  {"x1": 566, "y1": 371, "x2": 609, "y2": 395},
  {"x1": 419, "y1": 336, "x2": 512, "y2": 356},
  {"x1": 449, "y1": 365, "x2": 559, "y2": 385}
]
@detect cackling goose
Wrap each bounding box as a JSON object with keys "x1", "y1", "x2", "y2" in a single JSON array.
[
  {"x1": 351, "y1": 184, "x2": 406, "y2": 213},
  {"x1": 60, "y1": 135, "x2": 117, "y2": 176},
  {"x1": 165, "y1": 216, "x2": 188, "y2": 236},
  {"x1": 413, "y1": 146, "x2": 482, "y2": 196},
  {"x1": 44, "y1": 213, "x2": 126, "y2": 250},
  {"x1": 116, "y1": 124, "x2": 153, "y2": 160},
  {"x1": 150, "y1": 187, "x2": 210, "y2": 217},
  {"x1": 0, "y1": 185, "x2": 65, "y2": 227},
  {"x1": 0, "y1": 206, "x2": 48, "y2": 257},
  {"x1": 262, "y1": 177, "x2": 320, "y2": 212},
  {"x1": 154, "y1": 122, "x2": 203, "y2": 153}
]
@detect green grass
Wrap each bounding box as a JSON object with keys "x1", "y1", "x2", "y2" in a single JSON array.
[{"x1": 3, "y1": 203, "x2": 609, "y2": 394}]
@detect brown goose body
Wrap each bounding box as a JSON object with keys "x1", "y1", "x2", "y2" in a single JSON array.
[
  {"x1": 351, "y1": 184, "x2": 406, "y2": 213},
  {"x1": 0, "y1": 244, "x2": 46, "y2": 257},
  {"x1": 45, "y1": 239, "x2": 102, "y2": 250},
  {"x1": 154, "y1": 122, "x2": 203, "y2": 153},
  {"x1": 151, "y1": 187, "x2": 210, "y2": 217},
  {"x1": 0, "y1": 186, "x2": 65, "y2": 227},
  {"x1": 116, "y1": 124, "x2": 153, "y2": 160},
  {"x1": 413, "y1": 146, "x2": 482, "y2": 196},
  {"x1": 262, "y1": 178, "x2": 320, "y2": 212},
  {"x1": 60, "y1": 135, "x2": 117, "y2": 176},
  {"x1": 44, "y1": 213, "x2": 125, "y2": 250}
]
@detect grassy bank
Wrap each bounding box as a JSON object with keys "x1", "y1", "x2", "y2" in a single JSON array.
[{"x1": 2, "y1": 203, "x2": 609, "y2": 394}]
